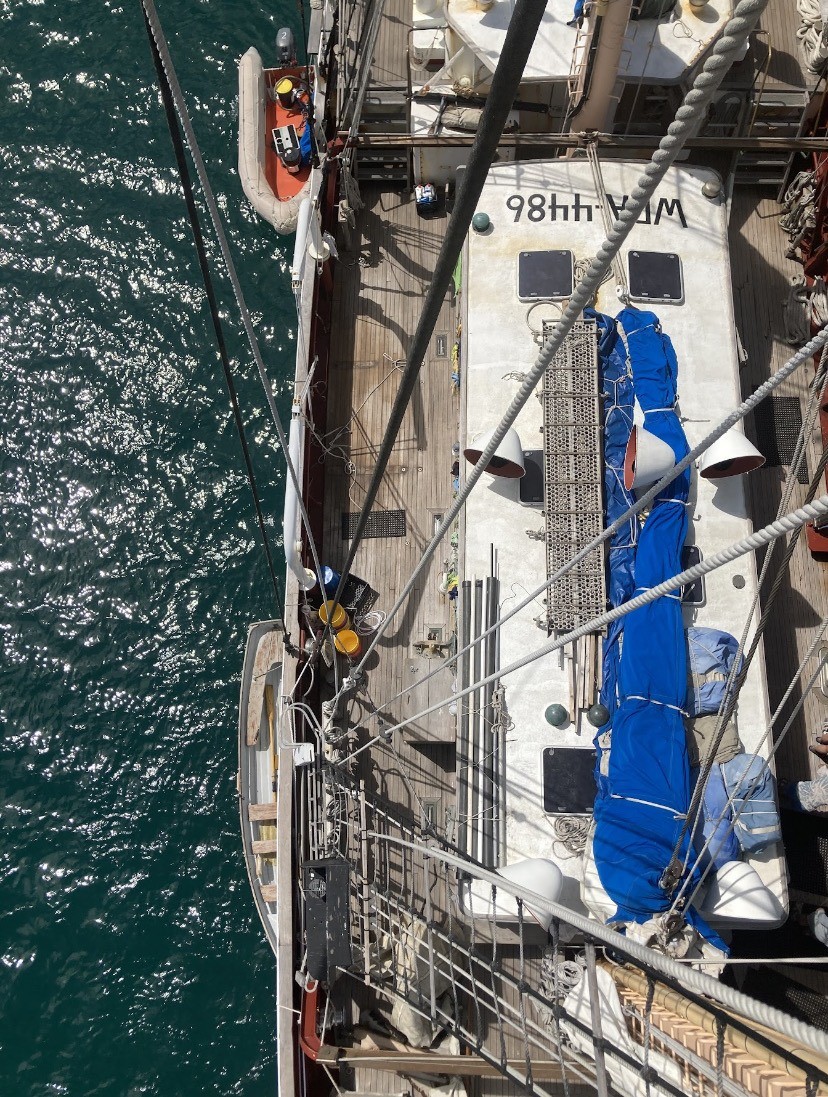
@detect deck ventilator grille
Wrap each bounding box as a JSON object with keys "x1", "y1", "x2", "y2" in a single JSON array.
[
  {"x1": 542, "y1": 318, "x2": 605, "y2": 632},
  {"x1": 341, "y1": 509, "x2": 407, "y2": 540},
  {"x1": 753, "y1": 393, "x2": 808, "y2": 484}
]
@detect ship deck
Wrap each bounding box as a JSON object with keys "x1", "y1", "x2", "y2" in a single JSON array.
[
  {"x1": 311, "y1": 174, "x2": 828, "y2": 1089},
  {"x1": 282, "y1": 0, "x2": 828, "y2": 1090}
]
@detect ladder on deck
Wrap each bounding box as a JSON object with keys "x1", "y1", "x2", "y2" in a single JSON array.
[
  {"x1": 736, "y1": 85, "x2": 808, "y2": 189},
  {"x1": 357, "y1": 85, "x2": 410, "y2": 186}
]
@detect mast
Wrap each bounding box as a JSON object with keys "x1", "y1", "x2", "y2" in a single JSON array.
[
  {"x1": 568, "y1": 0, "x2": 635, "y2": 133},
  {"x1": 329, "y1": 0, "x2": 550, "y2": 609}
]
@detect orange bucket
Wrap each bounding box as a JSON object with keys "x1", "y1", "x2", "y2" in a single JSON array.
[
  {"x1": 318, "y1": 601, "x2": 348, "y2": 630},
  {"x1": 334, "y1": 629, "x2": 362, "y2": 658}
]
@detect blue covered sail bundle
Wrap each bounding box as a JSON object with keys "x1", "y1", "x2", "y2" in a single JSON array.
[{"x1": 593, "y1": 310, "x2": 715, "y2": 938}]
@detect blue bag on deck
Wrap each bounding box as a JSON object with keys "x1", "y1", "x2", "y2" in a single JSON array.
[
  {"x1": 686, "y1": 627, "x2": 741, "y2": 717},
  {"x1": 693, "y1": 764, "x2": 741, "y2": 870}
]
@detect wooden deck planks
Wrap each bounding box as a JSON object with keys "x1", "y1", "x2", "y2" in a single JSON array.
[
  {"x1": 729, "y1": 188, "x2": 828, "y2": 784},
  {"x1": 369, "y1": 0, "x2": 411, "y2": 89},
  {"x1": 322, "y1": 185, "x2": 459, "y2": 819},
  {"x1": 757, "y1": 1, "x2": 813, "y2": 91}
]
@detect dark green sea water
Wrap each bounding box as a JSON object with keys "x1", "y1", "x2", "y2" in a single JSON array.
[{"x1": 1, "y1": 2, "x2": 299, "y2": 1092}]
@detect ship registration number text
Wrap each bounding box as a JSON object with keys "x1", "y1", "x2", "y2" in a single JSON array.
[{"x1": 505, "y1": 192, "x2": 688, "y2": 227}]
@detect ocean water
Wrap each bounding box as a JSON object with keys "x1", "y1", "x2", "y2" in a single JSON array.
[{"x1": 1, "y1": 1, "x2": 299, "y2": 1092}]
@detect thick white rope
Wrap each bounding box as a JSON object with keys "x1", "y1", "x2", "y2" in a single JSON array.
[
  {"x1": 343, "y1": 496, "x2": 828, "y2": 763},
  {"x1": 361, "y1": 325, "x2": 828, "y2": 729},
  {"x1": 336, "y1": 0, "x2": 772, "y2": 695},
  {"x1": 375, "y1": 834, "x2": 828, "y2": 1057}
]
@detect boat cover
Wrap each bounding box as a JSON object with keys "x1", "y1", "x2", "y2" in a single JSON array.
[
  {"x1": 592, "y1": 309, "x2": 718, "y2": 943},
  {"x1": 591, "y1": 309, "x2": 638, "y2": 719},
  {"x1": 686, "y1": 626, "x2": 742, "y2": 716}
]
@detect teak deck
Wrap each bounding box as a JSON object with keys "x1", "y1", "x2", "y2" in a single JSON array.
[
  {"x1": 322, "y1": 187, "x2": 459, "y2": 757},
  {"x1": 730, "y1": 191, "x2": 828, "y2": 788},
  {"x1": 296, "y1": 0, "x2": 828, "y2": 1086}
]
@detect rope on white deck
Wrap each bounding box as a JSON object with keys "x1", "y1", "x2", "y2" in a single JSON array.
[
  {"x1": 334, "y1": 0, "x2": 777, "y2": 700},
  {"x1": 343, "y1": 495, "x2": 828, "y2": 763},
  {"x1": 361, "y1": 323, "x2": 828, "y2": 733}
]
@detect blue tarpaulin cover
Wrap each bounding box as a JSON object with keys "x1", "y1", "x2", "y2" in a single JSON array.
[
  {"x1": 590, "y1": 309, "x2": 638, "y2": 719},
  {"x1": 721, "y1": 753, "x2": 782, "y2": 853},
  {"x1": 592, "y1": 309, "x2": 719, "y2": 943},
  {"x1": 686, "y1": 626, "x2": 742, "y2": 717}
]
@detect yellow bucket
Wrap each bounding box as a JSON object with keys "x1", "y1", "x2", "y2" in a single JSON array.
[
  {"x1": 334, "y1": 629, "x2": 362, "y2": 658},
  {"x1": 275, "y1": 77, "x2": 295, "y2": 107},
  {"x1": 318, "y1": 601, "x2": 348, "y2": 630}
]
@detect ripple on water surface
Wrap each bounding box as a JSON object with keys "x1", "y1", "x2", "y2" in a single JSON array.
[{"x1": 1, "y1": 0, "x2": 299, "y2": 1092}]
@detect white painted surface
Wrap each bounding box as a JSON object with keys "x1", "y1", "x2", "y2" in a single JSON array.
[
  {"x1": 624, "y1": 0, "x2": 734, "y2": 83},
  {"x1": 442, "y1": 0, "x2": 733, "y2": 85},
  {"x1": 461, "y1": 159, "x2": 785, "y2": 926},
  {"x1": 445, "y1": 0, "x2": 577, "y2": 82},
  {"x1": 411, "y1": 93, "x2": 517, "y2": 185}
]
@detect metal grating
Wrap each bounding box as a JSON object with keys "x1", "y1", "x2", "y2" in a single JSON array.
[
  {"x1": 341, "y1": 509, "x2": 406, "y2": 540},
  {"x1": 542, "y1": 319, "x2": 605, "y2": 631},
  {"x1": 752, "y1": 394, "x2": 808, "y2": 484}
]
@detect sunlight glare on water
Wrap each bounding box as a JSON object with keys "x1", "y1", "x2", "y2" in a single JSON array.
[{"x1": 1, "y1": 0, "x2": 299, "y2": 1091}]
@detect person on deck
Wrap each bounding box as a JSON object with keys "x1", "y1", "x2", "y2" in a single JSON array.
[{"x1": 567, "y1": 0, "x2": 588, "y2": 28}]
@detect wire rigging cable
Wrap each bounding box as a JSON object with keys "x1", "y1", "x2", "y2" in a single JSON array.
[
  {"x1": 673, "y1": 354, "x2": 828, "y2": 885},
  {"x1": 343, "y1": 495, "x2": 828, "y2": 763},
  {"x1": 375, "y1": 834, "x2": 828, "y2": 1057},
  {"x1": 671, "y1": 616, "x2": 828, "y2": 916},
  {"x1": 327, "y1": 0, "x2": 553, "y2": 628},
  {"x1": 662, "y1": 435, "x2": 828, "y2": 893},
  {"x1": 140, "y1": 8, "x2": 286, "y2": 620},
  {"x1": 356, "y1": 325, "x2": 828, "y2": 724},
  {"x1": 338, "y1": 0, "x2": 775, "y2": 695},
  {"x1": 140, "y1": 0, "x2": 327, "y2": 608}
]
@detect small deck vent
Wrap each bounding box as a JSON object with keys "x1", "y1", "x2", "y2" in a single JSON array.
[{"x1": 341, "y1": 509, "x2": 407, "y2": 539}]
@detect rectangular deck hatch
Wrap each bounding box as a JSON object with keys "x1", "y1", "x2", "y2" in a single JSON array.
[
  {"x1": 628, "y1": 250, "x2": 683, "y2": 305},
  {"x1": 752, "y1": 393, "x2": 808, "y2": 484},
  {"x1": 517, "y1": 250, "x2": 574, "y2": 301},
  {"x1": 341, "y1": 509, "x2": 407, "y2": 539},
  {"x1": 542, "y1": 747, "x2": 597, "y2": 814}
]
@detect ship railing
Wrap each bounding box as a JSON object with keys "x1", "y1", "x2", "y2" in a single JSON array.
[{"x1": 309, "y1": 772, "x2": 828, "y2": 1097}]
